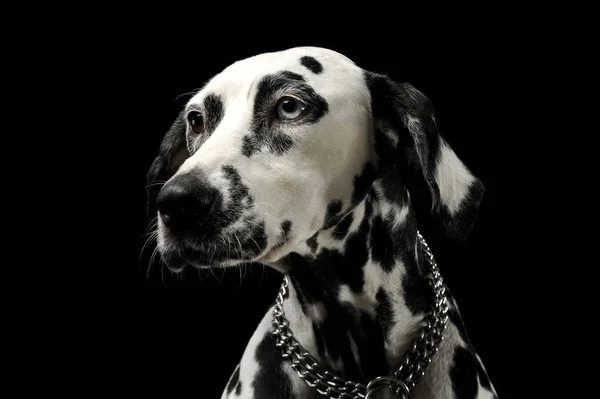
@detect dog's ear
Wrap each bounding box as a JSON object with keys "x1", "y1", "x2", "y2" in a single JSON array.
[
  {"x1": 146, "y1": 110, "x2": 190, "y2": 219},
  {"x1": 365, "y1": 71, "x2": 485, "y2": 242}
]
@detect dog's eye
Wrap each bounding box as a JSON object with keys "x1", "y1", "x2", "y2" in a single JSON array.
[
  {"x1": 276, "y1": 97, "x2": 306, "y2": 120},
  {"x1": 187, "y1": 111, "x2": 204, "y2": 134}
]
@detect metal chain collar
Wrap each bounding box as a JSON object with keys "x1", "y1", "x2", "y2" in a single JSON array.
[{"x1": 271, "y1": 231, "x2": 449, "y2": 399}]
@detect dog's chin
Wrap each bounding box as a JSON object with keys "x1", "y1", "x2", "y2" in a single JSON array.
[
  {"x1": 158, "y1": 231, "x2": 269, "y2": 273},
  {"x1": 159, "y1": 244, "x2": 260, "y2": 273}
]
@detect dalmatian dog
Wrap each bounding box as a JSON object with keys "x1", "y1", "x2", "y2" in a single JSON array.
[{"x1": 146, "y1": 46, "x2": 498, "y2": 399}]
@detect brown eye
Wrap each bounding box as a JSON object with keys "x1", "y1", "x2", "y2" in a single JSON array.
[{"x1": 187, "y1": 111, "x2": 204, "y2": 134}]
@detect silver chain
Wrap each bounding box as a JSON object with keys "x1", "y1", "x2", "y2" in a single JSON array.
[{"x1": 271, "y1": 231, "x2": 449, "y2": 399}]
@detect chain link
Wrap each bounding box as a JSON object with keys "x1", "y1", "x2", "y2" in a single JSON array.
[{"x1": 271, "y1": 231, "x2": 448, "y2": 399}]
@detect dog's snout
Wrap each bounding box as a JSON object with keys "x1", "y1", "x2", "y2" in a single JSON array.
[{"x1": 157, "y1": 173, "x2": 220, "y2": 231}]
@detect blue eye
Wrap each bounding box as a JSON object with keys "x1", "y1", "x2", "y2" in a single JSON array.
[{"x1": 276, "y1": 97, "x2": 306, "y2": 120}]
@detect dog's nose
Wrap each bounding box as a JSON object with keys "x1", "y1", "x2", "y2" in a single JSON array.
[{"x1": 156, "y1": 173, "x2": 220, "y2": 231}]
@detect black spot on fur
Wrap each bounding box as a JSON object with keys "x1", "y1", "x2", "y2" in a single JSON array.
[
  {"x1": 323, "y1": 200, "x2": 342, "y2": 229},
  {"x1": 306, "y1": 232, "x2": 319, "y2": 252},
  {"x1": 203, "y1": 93, "x2": 224, "y2": 134},
  {"x1": 244, "y1": 70, "x2": 329, "y2": 157},
  {"x1": 286, "y1": 215, "x2": 372, "y2": 304},
  {"x1": 332, "y1": 217, "x2": 370, "y2": 293},
  {"x1": 271, "y1": 220, "x2": 293, "y2": 251},
  {"x1": 253, "y1": 332, "x2": 296, "y2": 398},
  {"x1": 292, "y1": 294, "x2": 387, "y2": 384},
  {"x1": 312, "y1": 322, "x2": 326, "y2": 358},
  {"x1": 286, "y1": 218, "x2": 369, "y2": 299},
  {"x1": 332, "y1": 212, "x2": 353, "y2": 240},
  {"x1": 235, "y1": 380, "x2": 242, "y2": 395},
  {"x1": 281, "y1": 220, "x2": 292, "y2": 236},
  {"x1": 300, "y1": 55, "x2": 323, "y2": 74},
  {"x1": 352, "y1": 162, "x2": 377, "y2": 205},
  {"x1": 376, "y1": 165, "x2": 410, "y2": 205},
  {"x1": 375, "y1": 288, "x2": 394, "y2": 339},
  {"x1": 241, "y1": 220, "x2": 268, "y2": 256},
  {"x1": 241, "y1": 135, "x2": 255, "y2": 157},
  {"x1": 450, "y1": 346, "x2": 478, "y2": 399},
  {"x1": 218, "y1": 165, "x2": 249, "y2": 229},
  {"x1": 315, "y1": 305, "x2": 363, "y2": 380},
  {"x1": 289, "y1": 277, "x2": 311, "y2": 315},
  {"x1": 401, "y1": 237, "x2": 431, "y2": 315},
  {"x1": 369, "y1": 215, "x2": 395, "y2": 272},
  {"x1": 226, "y1": 364, "x2": 240, "y2": 394},
  {"x1": 351, "y1": 310, "x2": 389, "y2": 381}
]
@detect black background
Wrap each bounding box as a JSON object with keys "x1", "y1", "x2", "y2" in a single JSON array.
[{"x1": 88, "y1": 24, "x2": 529, "y2": 399}]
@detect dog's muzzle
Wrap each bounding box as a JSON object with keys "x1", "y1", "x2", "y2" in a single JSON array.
[
  {"x1": 157, "y1": 173, "x2": 221, "y2": 233},
  {"x1": 155, "y1": 169, "x2": 268, "y2": 271}
]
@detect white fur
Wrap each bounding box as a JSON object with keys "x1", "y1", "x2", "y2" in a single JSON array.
[{"x1": 435, "y1": 140, "x2": 476, "y2": 215}]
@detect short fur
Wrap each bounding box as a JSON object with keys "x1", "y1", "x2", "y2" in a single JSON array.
[{"x1": 146, "y1": 47, "x2": 497, "y2": 398}]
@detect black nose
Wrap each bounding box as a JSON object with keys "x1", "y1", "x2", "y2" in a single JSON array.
[{"x1": 156, "y1": 173, "x2": 220, "y2": 231}]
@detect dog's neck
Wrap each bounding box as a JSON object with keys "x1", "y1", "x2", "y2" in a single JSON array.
[{"x1": 275, "y1": 168, "x2": 433, "y2": 384}]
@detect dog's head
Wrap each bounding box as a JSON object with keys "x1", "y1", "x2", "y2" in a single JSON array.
[{"x1": 146, "y1": 47, "x2": 484, "y2": 272}]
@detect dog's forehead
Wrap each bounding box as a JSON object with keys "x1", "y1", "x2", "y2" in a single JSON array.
[{"x1": 191, "y1": 47, "x2": 360, "y2": 104}]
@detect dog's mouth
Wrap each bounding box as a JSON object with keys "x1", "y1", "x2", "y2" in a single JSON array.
[{"x1": 157, "y1": 219, "x2": 270, "y2": 272}]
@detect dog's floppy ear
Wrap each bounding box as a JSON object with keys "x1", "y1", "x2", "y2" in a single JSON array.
[
  {"x1": 365, "y1": 71, "x2": 485, "y2": 242},
  {"x1": 145, "y1": 110, "x2": 190, "y2": 219}
]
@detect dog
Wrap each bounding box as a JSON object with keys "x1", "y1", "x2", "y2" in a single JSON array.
[{"x1": 146, "y1": 46, "x2": 498, "y2": 399}]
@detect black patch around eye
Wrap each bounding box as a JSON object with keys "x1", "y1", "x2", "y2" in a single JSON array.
[
  {"x1": 246, "y1": 70, "x2": 329, "y2": 157},
  {"x1": 300, "y1": 56, "x2": 323, "y2": 74},
  {"x1": 280, "y1": 70, "x2": 305, "y2": 82},
  {"x1": 203, "y1": 93, "x2": 224, "y2": 134},
  {"x1": 450, "y1": 346, "x2": 479, "y2": 399}
]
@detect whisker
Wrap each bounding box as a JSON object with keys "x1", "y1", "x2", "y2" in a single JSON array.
[
  {"x1": 145, "y1": 216, "x2": 159, "y2": 233},
  {"x1": 160, "y1": 255, "x2": 166, "y2": 287},
  {"x1": 139, "y1": 230, "x2": 158, "y2": 270},
  {"x1": 260, "y1": 210, "x2": 286, "y2": 240},
  {"x1": 233, "y1": 233, "x2": 247, "y2": 285},
  {"x1": 146, "y1": 181, "x2": 167, "y2": 189},
  {"x1": 238, "y1": 219, "x2": 267, "y2": 256},
  {"x1": 175, "y1": 88, "x2": 201, "y2": 101}
]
